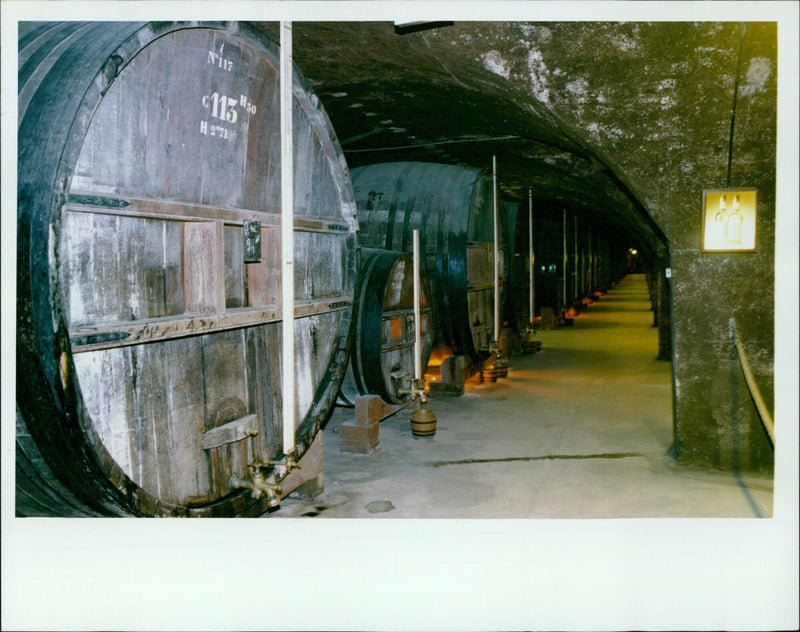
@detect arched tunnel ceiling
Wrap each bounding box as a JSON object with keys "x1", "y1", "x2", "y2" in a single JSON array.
[
  {"x1": 252, "y1": 21, "x2": 660, "y2": 256},
  {"x1": 253, "y1": 20, "x2": 777, "y2": 262}
]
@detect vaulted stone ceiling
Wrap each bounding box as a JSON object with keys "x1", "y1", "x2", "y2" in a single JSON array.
[{"x1": 253, "y1": 20, "x2": 777, "y2": 266}]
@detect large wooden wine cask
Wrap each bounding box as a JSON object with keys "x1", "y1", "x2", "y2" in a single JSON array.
[
  {"x1": 338, "y1": 249, "x2": 434, "y2": 406},
  {"x1": 16, "y1": 22, "x2": 357, "y2": 517},
  {"x1": 349, "y1": 162, "x2": 507, "y2": 363}
]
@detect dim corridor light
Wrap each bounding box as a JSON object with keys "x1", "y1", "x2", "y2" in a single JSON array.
[{"x1": 701, "y1": 188, "x2": 757, "y2": 252}]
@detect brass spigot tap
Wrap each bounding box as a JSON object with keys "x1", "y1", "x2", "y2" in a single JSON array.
[
  {"x1": 262, "y1": 453, "x2": 301, "y2": 475},
  {"x1": 229, "y1": 463, "x2": 283, "y2": 508},
  {"x1": 521, "y1": 321, "x2": 540, "y2": 354},
  {"x1": 488, "y1": 339, "x2": 506, "y2": 367},
  {"x1": 409, "y1": 377, "x2": 428, "y2": 402},
  {"x1": 282, "y1": 452, "x2": 300, "y2": 473},
  {"x1": 482, "y1": 339, "x2": 507, "y2": 380}
]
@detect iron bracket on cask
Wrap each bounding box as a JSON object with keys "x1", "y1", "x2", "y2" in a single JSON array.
[{"x1": 243, "y1": 220, "x2": 262, "y2": 263}]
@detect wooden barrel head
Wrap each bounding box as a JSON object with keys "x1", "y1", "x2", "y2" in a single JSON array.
[
  {"x1": 350, "y1": 162, "x2": 508, "y2": 362},
  {"x1": 340, "y1": 249, "x2": 434, "y2": 405},
  {"x1": 17, "y1": 22, "x2": 357, "y2": 516}
]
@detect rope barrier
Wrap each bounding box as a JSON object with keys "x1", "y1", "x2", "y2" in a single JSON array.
[{"x1": 729, "y1": 318, "x2": 775, "y2": 446}]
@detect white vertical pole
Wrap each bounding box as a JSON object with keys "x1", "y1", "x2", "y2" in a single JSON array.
[
  {"x1": 562, "y1": 209, "x2": 567, "y2": 309},
  {"x1": 281, "y1": 21, "x2": 295, "y2": 456},
  {"x1": 492, "y1": 155, "x2": 500, "y2": 343},
  {"x1": 573, "y1": 215, "x2": 578, "y2": 304},
  {"x1": 588, "y1": 224, "x2": 597, "y2": 293},
  {"x1": 528, "y1": 188, "x2": 534, "y2": 325},
  {"x1": 413, "y1": 229, "x2": 422, "y2": 382}
]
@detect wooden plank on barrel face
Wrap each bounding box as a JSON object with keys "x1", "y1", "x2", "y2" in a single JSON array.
[
  {"x1": 141, "y1": 219, "x2": 170, "y2": 318},
  {"x1": 200, "y1": 328, "x2": 250, "y2": 497},
  {"x1": 115, "y1": 216, "x2": 149, "y2": 321},
  {"x1": 468, "y1": 245, "x2": 491, "y2": 286},
  {"x1": 469, "y1": 176, "x2": 494, "y2": 243},
  {"x1": 468, "y1": 287, "x2": 493, "y2": 351},
  {"x1": 246, "y1": 225, "x2": 280, "y2": 307},
  {"x1": 294, "y1": 311, "x2": 340, "y2": 421},
  {"x1": 70, "y1": 40, "x2": 154, "y2": 195},
  {"x1": 243, "y1": 56, "x2": 280, "y2": 212},
  {"x1": 163, "y1": 220, "x2": 185, "y2": 316},
  {"x1": 255, "y1": 322, "x2": 283, "y2": 458},
  {"x1": 224, "y1": 224, "x2": 246, "y2": 309},
  {"x1": 117, "y1": 347, "x2": 165, "y2": 498},
  {"x1": 196, "y1": 31, "x2": 253, "y2": 208},
  {"x1": 294, "y1": 105, "x2": 314, "y2": 217},
  {"x1": 294, "y1": 317, "x2": 318, "y2": 425},
  {"x1": 243, "y1": 326, "x2": 271, "y2": 459},
  {"x1": 294, "y1": 231, "x2": 345, "y2": 300},
  {"x1": 183, "y1": 221, "x2": 222, "y2": 314},
  {"x1": 73, "y1": 311, "x2": 212, "y2": 506},
  {"x1": 70, "y1": 29, "x2": 280, "y2": 212},
  {"x1": 61, "y1": 211, "x2": 104, "y2": 327},
  {"x1": 160, "y1": 336, "x2": 210, "y2": 504},
  {"x1": 309, "y1": 141, "x2": 338, "y2": 220},
  {"x1": 380, "y1": 346, "x2": 410, "y2": 397},
  {"x1": 73, "y1": 349, "x2": 135, "y2": 480},
  {"x1": 163, "y1": 339, "x2": 210, "y2": 504},
  {"x1": 79, "y1": 341, "x2": 209, "y2": 505},
  {"x1": 384, "y1": 257, "x2": 409, "y2": 309},
  {"x1": 131, "y1": 343, "x2": 176, "y2": 501},
  {"x1": 62, "y1": 211, "x2": 187, "y2": 326},
  {"x1": 293, "y1": 107, "x2": 341, "y2": 221}
]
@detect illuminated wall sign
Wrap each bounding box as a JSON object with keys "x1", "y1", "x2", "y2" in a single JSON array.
[{"x1": 701, "y1": 188, "x2": 757, "y2": 252}]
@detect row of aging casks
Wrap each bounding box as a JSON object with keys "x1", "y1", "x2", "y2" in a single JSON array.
[{"x1": 16, "y1": 22, "x2": 515, "y2": 517}]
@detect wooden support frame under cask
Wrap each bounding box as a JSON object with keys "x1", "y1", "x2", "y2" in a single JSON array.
[{"x1": 701, "y1": 188, "x2": 758, "y2": 252}]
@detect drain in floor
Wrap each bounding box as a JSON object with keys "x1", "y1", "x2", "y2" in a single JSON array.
[{"x1": 365, "y1": 500, "x2": 395, "y2": 513}]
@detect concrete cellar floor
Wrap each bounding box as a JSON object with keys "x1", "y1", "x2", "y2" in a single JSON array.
[{"x1": 269, "y1": 274, "x2": 773, "y2": 519}]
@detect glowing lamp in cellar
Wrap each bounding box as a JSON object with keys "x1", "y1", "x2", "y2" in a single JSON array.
[{"x1": 701, "y1": 188, "x2": 757, "y2": 252}]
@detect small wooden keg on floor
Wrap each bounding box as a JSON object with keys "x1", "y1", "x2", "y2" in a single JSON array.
[{"x1": 410, "y1": 397, "x2": 437, "y2": 438}]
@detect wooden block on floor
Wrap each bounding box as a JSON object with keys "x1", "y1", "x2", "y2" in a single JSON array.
[
  {"x1": 355, "y1": 394, "x2": 403, "y2": 427},
  {"x1": 340, "y1": 420, "x2": 379, "y2": 454}
]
